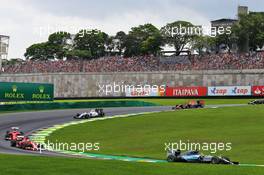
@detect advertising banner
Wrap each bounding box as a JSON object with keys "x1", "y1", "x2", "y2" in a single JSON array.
[
  {"x1": 252, "y1": 86, "x2": 264, "y2": 96},
  {"x1": 166, "y1": 87, "x2": 207, "y2": 97},
  {"x1": 208, "y1": 86, "x2": 251, "y2": 96},
  {"x1": 0, "y1": 82, "x2": 54, "y2": 101},
  {"x1": 125, "y1": 86, "x2": 165, "y2": 97}
]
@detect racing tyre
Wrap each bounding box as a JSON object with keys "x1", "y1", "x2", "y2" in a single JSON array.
[
  {"x1": 5, "y1": 132, "x2": 10, "y2": 140},
  {"x1": 212, "y1": 157, "x2": 220, "y2": 164},
  {"x1": 167, "y1": 155, "x2": 175, "y2": 162},
  {"x1": 10, "y1": 140, "x2": 16, "y2": 147}
]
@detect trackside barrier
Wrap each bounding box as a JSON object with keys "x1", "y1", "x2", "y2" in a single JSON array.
[{"x1": 0, "y1": 101, "x2": 158, "y2": 112}]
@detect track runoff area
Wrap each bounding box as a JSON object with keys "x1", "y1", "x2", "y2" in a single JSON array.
[{"x1": 2, "y1": 101, "x2": 264, "y2": 168}]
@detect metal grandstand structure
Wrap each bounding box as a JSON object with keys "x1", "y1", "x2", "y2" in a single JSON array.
[{"x1": 0, "y1": 35, "x2": 10, "y2": 72}]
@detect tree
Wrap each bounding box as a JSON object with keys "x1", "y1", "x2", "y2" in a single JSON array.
[
  {"x1": 74, "y1": 29, "x2": 106, "y2": 58},
  {"x1": 191, "y1": 35, "x2": 216, "y2": 55},
  {"x1": 115, "y1": 31, "x2": 127, "y2": 55},
  {"x1": 47, "y1": 32, "x2": 71, "y2": 59},
  {"x1": 233, "y1": 12, "x2": 264, "y2": 52},
  {"x1": 124, "y1": 24, "x2": 162, "y2": 57},
  {"x1": 25, "y1": 32, "x2": 71, "y2": 60},
  {"x1": 24, "y1": 42, "x2": 55, "y2": 60},
  {"x1": 141, "y1": 34, "x2": 163, "y2": 55},
  {"x1": 48, "y1": 32, "x2": 71, "y2": 45},
  {"x1": 161, "y1": 21, "x2": 198, "y2": 55},
  {"x1": 66, "y1": 49, "x2": 91, "y2": 59},
  {"x1": 214, "y1": 33, "x2": 235, "y2": 53},
  {"x1": 105, "y1": 36, "x2": 115, "y2": 55}
]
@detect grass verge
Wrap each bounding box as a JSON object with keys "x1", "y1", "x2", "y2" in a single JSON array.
[
  {"x1": 0, "y1": 154, "x2": 263, "y2": 175},
  {"x1": 48, "y1": 105, "x2": 264, "y2": 165}
]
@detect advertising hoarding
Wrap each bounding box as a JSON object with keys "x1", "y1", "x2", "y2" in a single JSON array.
[
  {"x1": 166, "y1": 87, "x2": 207, "y2": 97},
  {"x1": 208, "y1": 86, "x2": 251, "y2": 96},
  {"x1": 0, "y1": 82, "x2": 54, "y2": 101}
]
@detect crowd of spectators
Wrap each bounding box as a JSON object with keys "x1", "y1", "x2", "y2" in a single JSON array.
[{"x1": 3, "y1": 52, "x2": 264, "y2": 74}]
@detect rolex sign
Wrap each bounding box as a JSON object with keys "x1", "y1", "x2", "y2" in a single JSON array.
[{"x1": 0, "y1": 82, "x2": 54, "y2": 101}]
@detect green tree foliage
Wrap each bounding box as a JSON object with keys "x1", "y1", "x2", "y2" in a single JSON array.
[
  {"x1": 48, "y1": 32, "x2": 71, "y2": 59},
  {"x1": 24, "y1": 42, "x2": 54, "y2": 60},
  {"x1": 105, "y1": 36, "x2": 115, "y2": 55},
  {"x1": 74, "y1": 29, "x2": 107, "y2": 58},
  {"x1": 24, "y1": 15, "x2": 264, "y2": 60},
  {"x1": 191, "y1": 35, "x2": 216, "y2": 55},
  {"x1": 115, "y1": 31, "x2": 127, "y2": 55},
  {"x1": 233, "y1": 12, "x2": 264, "y2": 52},
  {"x1": 214, "y1": 33, "x2": 236, "y2": 52},
  {"x1": 161, "y1": 21, "x2": 197, "y2": 55},
  {"x1": 25, "y1": 32, "x2": 71, "y2": 60},
  {"x1": 65, "y1": 49, "x2": 91, "y2": 60},
  {"x1": 124, "y1": 24, "x2": 162, "y2": 57}
]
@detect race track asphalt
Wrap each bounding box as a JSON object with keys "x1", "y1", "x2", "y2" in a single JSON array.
[{"x1": 0, "y1": 106, "x2": 171, "y2": 156}]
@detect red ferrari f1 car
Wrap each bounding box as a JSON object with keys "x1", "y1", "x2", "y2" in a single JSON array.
[
  {"x1": 11, "y1": 136, "x2": 39, "y2": 151},
  {"x1": 5, "y1": 127, "x2": 24, "y2": 141},
  {"x1": 5, "y1": 127, "x2": 39, "y2": 151}
]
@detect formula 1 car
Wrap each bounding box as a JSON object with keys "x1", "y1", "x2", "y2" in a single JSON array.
[
  {"x1": 74, "y1": 109, "x2": 105, "y2": 119},
  {"x1": 5, "y1": 127, "x2": 24, "y2": 141},
  {"x1": 11, "y1": 135, "x2": 39, "y2": 151},
  {"x1": 167, "y1": 150, "x2": 239, "y2": 165},
  {"x1": 248, "y1": 99, "x2": 264, "y2": 105},
  {"x1": 172, "y1": 100, "x2": 205, "y2": 110}
]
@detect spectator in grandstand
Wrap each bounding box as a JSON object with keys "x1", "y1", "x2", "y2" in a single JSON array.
[{"x1": 3, "y1": 52, "x2": 264, "y2": 74}]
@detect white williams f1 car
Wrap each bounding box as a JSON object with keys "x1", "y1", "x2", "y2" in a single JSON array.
[{"x1": 73, "y1": 109, "x2": 105, "y2": 119}]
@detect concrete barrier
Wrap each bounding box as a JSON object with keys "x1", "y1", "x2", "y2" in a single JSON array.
[{"x1": 0, "y1": 70, "x2": 263, "y2": 98}]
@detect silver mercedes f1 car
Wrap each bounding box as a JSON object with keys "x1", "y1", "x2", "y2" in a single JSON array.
[{"x1": 167, "y1": 150, "x2": 239, "y2": 165}]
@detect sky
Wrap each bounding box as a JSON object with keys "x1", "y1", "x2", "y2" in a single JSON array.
[{"x1": 0, "y1": 0, "x2": 263, "y2": 59}]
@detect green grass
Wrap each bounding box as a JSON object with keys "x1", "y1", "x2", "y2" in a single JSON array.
[
  {"x1": 0, "y1": 154, "x2": 263, "y2": 175},
  {"x1": 48, "y1": 105, "x2": 264, "y2": 165}
]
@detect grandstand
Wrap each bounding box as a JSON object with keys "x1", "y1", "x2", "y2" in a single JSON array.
[{"x1": 2, "y1": 52, "x2": 264, "y2": 74}]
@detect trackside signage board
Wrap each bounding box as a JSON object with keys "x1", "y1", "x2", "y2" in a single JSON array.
[
  {"x1": 0, "y1": 82, "x2": 54, "y2": 101},
  {"x1": 252, "y1": 86, "x2": 264, "y2": 96},
  {"x1": 125, "y1": 86, "x2": 165, "y2": 97},
  {"x1": 166, "y1": 87, "x2": 207, "y2": 97},
  {"x1": 208, "y1": 86, "x2": 251, "y2": 96}
]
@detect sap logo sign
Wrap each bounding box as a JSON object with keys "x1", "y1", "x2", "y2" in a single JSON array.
[
  {"x1": 209, "y1": 86, "x2": 251, "y2": 96},
  {"x1": 231, "y1": 87, "x2": 248, "y2": 95},
  {"x1": 210, "y1": 88, "x2": 227, "y2": 95}
]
